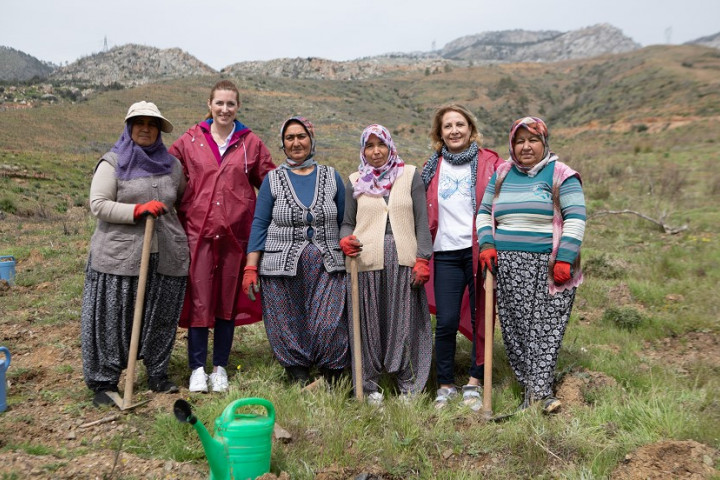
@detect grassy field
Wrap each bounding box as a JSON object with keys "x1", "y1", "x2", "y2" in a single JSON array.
[{"x1": 0, "y1": 45, "x2": 719, "y2": 479}]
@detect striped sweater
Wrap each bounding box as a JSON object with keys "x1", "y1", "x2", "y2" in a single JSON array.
[{"x1": 476, "y1": 160, "x2": 585, "y2": 266}]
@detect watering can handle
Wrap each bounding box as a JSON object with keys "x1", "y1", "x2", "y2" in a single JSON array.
[
  {"x1": 220, "y1": 397, "x2": 275, "y2": 423},
  {"x1": 0, "y1": 347, "x2": 10, "y2": 369}
]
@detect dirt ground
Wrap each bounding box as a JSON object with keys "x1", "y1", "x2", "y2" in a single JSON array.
[{"x1": 0, "y1": 280, "x2": 718, "y2": 478}]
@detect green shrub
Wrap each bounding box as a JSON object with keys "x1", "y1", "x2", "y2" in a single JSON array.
[
  {"x1": 0, "y1": 197, "x2": 16, "y2": 214},
  {"x1": 583, "y1": 253, "x2": 624, "y2": 279},
  {"x1": 603, "y1": 306, "x2": 645, "y2": 331}
]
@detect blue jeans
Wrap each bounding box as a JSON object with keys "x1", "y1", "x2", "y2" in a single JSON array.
[
  {"x1": 433, "y1": 247, "x2": 482, "y2": 385},
  {"x1": 187, "y1": 319, "x2": 235, "y2": 369}
]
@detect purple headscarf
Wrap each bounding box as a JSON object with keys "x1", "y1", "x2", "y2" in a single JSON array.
[
  {"x1": 352, "y1": 124, "x2": 405, "y2": 198},
  {"x1": 113, "y1": 121, "x2": 175, "y2": 181}
]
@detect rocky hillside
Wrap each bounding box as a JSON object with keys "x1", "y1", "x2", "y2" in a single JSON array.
[
  {"x1": 221, "y1": 54, "x2": 457, "y2": 81},
  {"x1": 0, "y1": 46, "x2": 54, "y2": 81},
  {"x1": 3, "y1": 24, "x2": 718, "y2": 88},
  {"x1": 49, "y1": 44, "x2": 216, "y2": 87},
  {"x1": 224, "y1": 23, "x2": 639, "y2": 80},
  {"x1": 686, "y1": 32, "x2": 720, "y2": 49},
  {"x1": 440, "y1": 24, "x2": 639, "y2": 61}
]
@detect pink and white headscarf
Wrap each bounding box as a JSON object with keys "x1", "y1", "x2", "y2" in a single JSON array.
[
  {"x1": 508, "y1": 116, "x2": 553, "y2": 177},
  {"x1": 352, "y1": 124, "x2": 405, "y2": 198}
]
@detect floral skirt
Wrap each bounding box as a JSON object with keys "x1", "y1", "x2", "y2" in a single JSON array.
[
  {"x1": 81, "y1": 253, "x2": 186, "y2": 390},
  {"x1": 496, "y1": 251, "x2": 575, "y2": 400},
  {"x1": 261, "y1": 244, "x2": 349, "y2": 370}
]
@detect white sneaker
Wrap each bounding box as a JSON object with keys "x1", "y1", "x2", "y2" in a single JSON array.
[
  {"x1": 189, "y1": 367, "x2": 208, "y2": 393},
  {"x1": 462, "y1": 385, "x2": 483, "y2": 412},
  {"x1": 434, "y1": 386, "x2": 458, "y2": 410},
  {"x1": 367, "y1": 391, "x2": 384, "y2": 406},
  {"x1": 209, "y1": 366, "x2": 229, "y2": 393}
]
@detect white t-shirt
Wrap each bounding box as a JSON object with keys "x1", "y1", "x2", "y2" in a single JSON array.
[{"x1": 433, "y1": 161, "x2": 474, "y2": 252}]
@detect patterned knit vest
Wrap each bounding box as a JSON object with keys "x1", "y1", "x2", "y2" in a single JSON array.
[
  {"x1": 260, "y1": 165, "x2": 345, "y2": 276},
  {"x1": 348, "y1": 165, "x2": 417, "y2": 272}
]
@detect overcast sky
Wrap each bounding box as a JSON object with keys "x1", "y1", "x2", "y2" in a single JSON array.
[{"x1": 2, "y1": 0, "x2": 718, "y2": 71}]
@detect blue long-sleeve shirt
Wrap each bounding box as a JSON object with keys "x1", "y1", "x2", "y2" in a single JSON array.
[{"x1": 248, "y1": 167, "x2": 345, "y2": 252}]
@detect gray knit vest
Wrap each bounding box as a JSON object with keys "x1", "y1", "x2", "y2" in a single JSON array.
[
  {"x1": 89, "y1": 152, "x2": 189, "y2": 277},
  {"x1": 260, "y1": 165, "x2": 345, "y2": 276}
]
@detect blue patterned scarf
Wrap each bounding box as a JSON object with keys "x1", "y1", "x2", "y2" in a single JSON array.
[{"x1": 421, "y1": 141, "x2": 479, "y2": 210}]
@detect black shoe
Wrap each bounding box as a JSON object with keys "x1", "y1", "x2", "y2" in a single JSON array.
[
  {"x1": 90, "y1": 382, "x2": 118, "y2": 394},
  {"x1": 542, "y1": 397, "x2": 561, "y2": 414},
  {"x1": 92, "y1": 390, "x2": 116, "y2": 407},
  {"x1": 149, "y1": 376, "x2": 179, "y2": 393},
  {"x1": 90, "y1": 382, "x2": 118, "y2": 407},
  {"x1": 320, "y1": 368, "x2": 344, "y2": 386},
  {"x1": 285, "y1": 366, "x2": 310, "y2": 385}
]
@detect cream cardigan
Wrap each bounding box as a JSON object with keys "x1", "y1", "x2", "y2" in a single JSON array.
[{"x1": 346, "y1": 165, "x2": 418, "y2": 272}]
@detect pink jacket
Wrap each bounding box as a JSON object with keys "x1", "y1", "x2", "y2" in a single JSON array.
[{"x1": 169, "y1": 121, "x2": 275, "y2": 327}]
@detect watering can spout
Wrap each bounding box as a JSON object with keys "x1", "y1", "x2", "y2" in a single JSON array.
[
  {"x1": 192, "y1": 418, "x2": 230, "y2": 480},
  {"x1": 173, "y1": 399, "x2": 229, "y2": 480}
]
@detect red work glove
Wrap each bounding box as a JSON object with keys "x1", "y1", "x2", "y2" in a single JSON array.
[
  {"x1": 133, "y1": 200, "x2": 167, "y2": 220},
  {"x1": 411, "y1": 258, "x2": 430, "y2": 288},
  {"x1": 242, "y1": 265, "x2": 260, "y2": 301},
  {"x1": 339, "y1": 235, "x2": 362, "y2": 257},
  {"x1": 479, "y1": 247, "x2": 497, "y2": 277},
  {"x1": 553, "y1": 261, "x2": 572, "y2": 284}
]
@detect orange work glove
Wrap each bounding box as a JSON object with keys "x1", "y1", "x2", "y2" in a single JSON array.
[
  {"x1": 553, "y1": 261, "x2": 572, "y2": 284},
  {"x1": 411, "y1": 258, "x2": 430, "y2": 288},
  {"x1": 242, "y1": 265, "x2": 260, "y2": 301},
  {"x1": 339, "y1": 235, "x2": 362, "y2": 257},
  {"x1": 479, "y1": 247, "x2": 497, "y2": 276},
  {"x1": 133, "y1": 200, "x2": 168, "y2": 220}
]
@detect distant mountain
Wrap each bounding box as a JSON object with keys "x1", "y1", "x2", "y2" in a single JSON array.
[
  {"x1": 0, "y1": 46, "x2": 55, "y2": 81},
  {"x1": 49, "y1": 44, "x2": 216, "y2": 86},
  {"x1": 222, "y1": 54, "x2": 455, "y2": 81},
  {"x1": 686, "y1": 32, "x2": 720, "y2": 49},
  {"x1": 439, "y1": 24, "x2": 639, "y2": 62},
  {"x1": 224, "y1": 23, "x2": 640, "y2": 80},
  {"x1": 4, "y1": 24, "x2": 719, "y2": 89}
]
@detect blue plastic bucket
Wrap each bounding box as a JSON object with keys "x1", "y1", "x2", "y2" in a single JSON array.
[
  {"x1": 0, "y1": 346, "x2": 10, "y2": 413},
  {"x1": 0, "y1": 256, "x2": 15, "y2": 286}
]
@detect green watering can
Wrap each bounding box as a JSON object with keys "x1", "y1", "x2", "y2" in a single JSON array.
[{"x1": 174, "y1": 398, "x2": 275, "y2": 480}]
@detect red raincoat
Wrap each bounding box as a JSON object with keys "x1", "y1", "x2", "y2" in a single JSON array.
[
  {"x1": 423, "y1": 148, "x2": 505, "y2": 364},
  {"x1": 169, "y1": 121, "x2": 275, "y2": 327}
]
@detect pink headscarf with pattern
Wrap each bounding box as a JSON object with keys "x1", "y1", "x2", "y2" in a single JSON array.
[
  {"x1": 508, "y1": 116, "x2": 552, "y2": 176},
  {"x1": 352, "y1": 124, "x2": 405, "y2": 198}
]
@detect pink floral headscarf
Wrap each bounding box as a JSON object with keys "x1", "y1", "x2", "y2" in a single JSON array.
[
  {"x1": 352, "y1": 124, "x2": 405, "y2": 198},
  {"x1": 508, "y1": 116, "x2": 552, "y2": 176}
]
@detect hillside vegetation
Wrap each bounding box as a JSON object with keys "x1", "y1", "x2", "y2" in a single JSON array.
[
  {"x1": 0, "y1": 46, "x2": 54, "y2": 82},
  {"x1": 0, "y1": 45, "x2": 718, "y2": 479}
]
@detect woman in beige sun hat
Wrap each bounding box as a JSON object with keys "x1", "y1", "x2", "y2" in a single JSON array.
[{"x1": 81, "y1": 101, "x2": 189, "y2": 407}]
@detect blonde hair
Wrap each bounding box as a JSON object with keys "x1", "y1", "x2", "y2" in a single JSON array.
[
  {"x1": 204, "y1": 79, "x2": 241, "y2": 120},
  {"x1": 429, "y1": 103, "x2": 483, "y2": 152}
]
